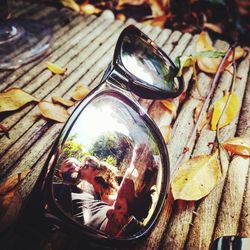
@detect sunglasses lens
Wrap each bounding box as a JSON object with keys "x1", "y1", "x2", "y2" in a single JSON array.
[
  {"x1": 51, "y1": 92, "x2": 168, "y2": 240},
  {"x1": 121, "y1": 33, "x2": 179, "y2": 94}
]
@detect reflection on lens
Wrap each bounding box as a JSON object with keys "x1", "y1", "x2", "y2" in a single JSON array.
[
  {"x1": 52, "y1": 93, "x2": 165, "y2": 239},
  {"x1": 121, "y1": 34, "x2": 178, "y2": 93}
]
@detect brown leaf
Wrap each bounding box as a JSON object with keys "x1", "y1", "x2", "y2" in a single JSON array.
[
  {"x1": 0, "y1": 169, "x2": 31, "y2": 195},
  {"x1": 222, "y1": 137, "x2": 250, "y2": 157},
  {"x1": 0, "y1": 189, "x2": 22, "y2": 233},
  {"x1": 0, "y1": 88, "x2": 37, "y2": 113},
  {"x1": 160, "y1": 99, "x2": 177, "y2": 117},
  {"x1": 52, "y1": 96, "x2": 75, "y2": 107},
  {"x1": 171, "y1": 152, "x2": 220, "y2": 201},
  {"x1": 0, "y1": 123, "x2": 10, "y2": 139},
  {"x1": 72, "y1": 84, "x2": 91, "y2": 101},
  {"x1": 38, "y1": 101, "x2": 70, "y2": 123},
  {"x1": 148, "y1": 0, "x2": 165, "y2": 17}
]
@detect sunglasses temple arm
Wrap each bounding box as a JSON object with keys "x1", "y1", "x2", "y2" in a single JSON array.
[{"x1": 100, "y1": 62, "x2": 113, "y2": 84}]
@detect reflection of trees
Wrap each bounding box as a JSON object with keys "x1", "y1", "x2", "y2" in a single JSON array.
[
  {"x1": 89, "y1": 132, "x2": 134, "y2": 171},
  {"x1": 59, "y1": 135, "x2": 89, "y2": 166}
]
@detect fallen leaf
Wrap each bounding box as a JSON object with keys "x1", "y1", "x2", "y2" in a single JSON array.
[
  {"x1": 61, "y1": 0, "x2": 80, "y2": 12},
  {"x1": 46, "y1": 61, "x2": 66, "y2": 75},
  {"x1": 0, "y1": 189, "x2": 22, "y2": 233},
  {"x1": 0, "y1": 169, "x2": 31, "y2": 195},
  {"x1": 160, "y1": 99, "x2": 177, "y2": 117},
  {"x1": 148, "y1": 0, "x2": 165, "y2": 17},
  {"x1": 0, "y1": 88, "x2": 37, "y2": 113},
  {"x1": 222, "y1": 137, "x2": 250, "y2": 157},
  {"x1": 175, "y1": 55, "x2": 194, "y2": 77},
  {"x1": 52, "y1": 96, "x2": 74, "y2": 107},
  {"x1": 171, "y1": 152, "x2": 220, "y2": 201},
  {"x1": 72, "y1": 84, "x2": 91, "y2": 101},
  {"x1": 160, "y1": 125, "x2": 172, "y2": 144},
  {"x1": 211, "y1": 92, "x2": 240, "y2": 131},
  {"x1": 196, "y1": 31, "x2": 221, "y2": 74},
  {"x1": 196, "y1": 32, "x2": 244, "y2": 74},
  {"x1": 80, "y1": 4, "x2": 101, "y2": 15},
  {"x1": 0, "y1": 123, "x2": 10, "y2": 139},
  {"x1": 38, "y1": 101, "x2": 69, "y2": 123}
]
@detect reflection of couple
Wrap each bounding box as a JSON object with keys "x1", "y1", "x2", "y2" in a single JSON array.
[{"x1": 55, "y1": 143, "x2": 158, "y2": 237}]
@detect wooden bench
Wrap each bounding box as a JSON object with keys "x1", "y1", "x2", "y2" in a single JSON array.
[{"x1": 0, "y1": 1, "x2": 249, "y2": 249}]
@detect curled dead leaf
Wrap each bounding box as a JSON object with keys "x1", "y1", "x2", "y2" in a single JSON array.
[
  {"x1": 72, "y1": 84, "x2": 91, "y2": 101},
  {"x1": 171, "y1": 152, "x2": 220, "y2": 201},
  {"x1": 222, "y1": 137, "x2": 250, "y2": 157},
  {"x1": 211, "y1": 92, "x2": 240, "y2": 131},
  {"x1": 52, "y1": 96, "x2": 74, "y2": 107},
  {"x1": 0, "y1": 88, "x2": 37, "y2": 113},
  {"x1": 46, "y1": 61, "x2": 66, "y2": 75},
  {"x1": 38, "y1": 101, "x2": 69, "y2": 123},
  {"x1": 0, "y1": 123, "x2": 10, "y2": 139}
]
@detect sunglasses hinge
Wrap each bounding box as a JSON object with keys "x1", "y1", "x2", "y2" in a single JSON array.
[{"x1": 107, "y1": 67, "x2": 130, "y2": 92}]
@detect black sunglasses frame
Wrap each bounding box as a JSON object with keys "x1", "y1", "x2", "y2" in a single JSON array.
[{"x1": 23, "y1": 25, "x2": 185, "y2": 247}]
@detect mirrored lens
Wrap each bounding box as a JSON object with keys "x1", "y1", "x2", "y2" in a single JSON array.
[
  {"x1": 52, "y1": 93, "x2": 166, "y2": 239},
  {"x1": 121, "y1": 33, "x2": 179, "y2": 93}
]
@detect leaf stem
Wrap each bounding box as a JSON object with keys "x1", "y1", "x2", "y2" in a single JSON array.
[
  {"x1": 171, "y1": 44, "x2": 237, "y2": 180},
  {"x1": 215, "y1": 47, "x2": 236, "y2": 175}
]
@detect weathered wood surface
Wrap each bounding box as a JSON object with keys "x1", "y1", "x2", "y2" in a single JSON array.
[{"x1": 0, "y1": 2, "x2": 249, "y2": 250}]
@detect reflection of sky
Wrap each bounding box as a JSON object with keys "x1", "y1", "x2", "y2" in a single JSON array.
[{"x1": 70, "y1": 102, "x2": 130, "y2": 150}]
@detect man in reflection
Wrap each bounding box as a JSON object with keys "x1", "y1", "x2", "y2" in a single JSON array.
[{"x1": 71, "y1": 156, "x2": 118, "y2": 230}]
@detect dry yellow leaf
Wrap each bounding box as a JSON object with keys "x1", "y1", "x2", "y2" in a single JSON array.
[
  {"x1": 196, "y1": 31, "x2": 221, "y2": 74},
  {"x1": 196, "y1": 32, "x2": 244, "y2": 74},
  {"x1": 80, "y1": 4, "x2": 101, "y2": 15},
  {"x1": 0, "y1": 88, "x2": 37, "y2": 113},
  {"x1": 38, "y1": 101, "x2": 69, "y2": 123},
  {"x1": 72, "y1": 84, "x2": 91, "y2": 101},
  {"x1": 52, "y1": 96, "x2": 74, "y2": 107},
  {"x1": 222, "y1": 137, "x2": 250, "y2": 157},
  {"x1": 160, "y1": 99, "x2": 177, "y2": 116},
  {"x1": 211, "y1": 92, "x2": 240, "y2": 131},
  {"x1": 171, "y1": 152, "x2": 220, "y2": 201},
  {"x1": 160, "y1": 125, "x2": 172, "y2": 144},
  {"x1": 45, "y1": 61, "x2": 66, "y2": 75}
]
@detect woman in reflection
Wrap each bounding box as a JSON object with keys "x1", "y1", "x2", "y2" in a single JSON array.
[{"x1": 71, "y1": 156, "x2": 119, "y2": 230}]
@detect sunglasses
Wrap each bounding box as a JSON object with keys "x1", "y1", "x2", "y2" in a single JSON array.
[{"x1": 25, "y1": 25, "x2": 184, "y2": 247}]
